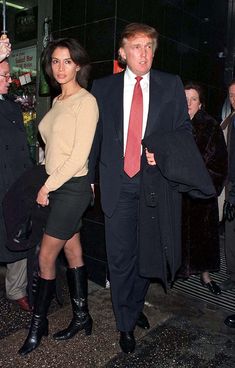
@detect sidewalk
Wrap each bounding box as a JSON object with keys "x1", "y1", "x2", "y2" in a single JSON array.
[{"x1": 0, "y1": 280, "x2": 234, "y2": 367}]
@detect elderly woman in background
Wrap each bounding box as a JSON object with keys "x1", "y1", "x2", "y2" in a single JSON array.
[{"x1": 177, "y1": 82, "x2": 228, "y2": 294}]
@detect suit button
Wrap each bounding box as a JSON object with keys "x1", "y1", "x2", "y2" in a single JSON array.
[
  {"x1": 12, "y1": 120, "x2": 16, "y2": 124},
  {"x1": 5, "y1": 145, "x2": 8, "y2": 150}
]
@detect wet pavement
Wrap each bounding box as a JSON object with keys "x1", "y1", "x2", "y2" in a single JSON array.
[{"x1": 0, "y1": 268, "x2": 235, "y2": 368}]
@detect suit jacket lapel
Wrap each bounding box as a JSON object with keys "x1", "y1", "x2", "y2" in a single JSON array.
[
  {"x1": 112, "y1": 72, "x2": 124, "y2": 146},
  {"x1": 144, "y1": 70, "x2": 164, "y2": 138},
  {"x1": 110, "y1": 70, "x2": 164, "y2": 147}
]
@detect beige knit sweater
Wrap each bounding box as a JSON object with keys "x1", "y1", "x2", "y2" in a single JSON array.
[{"x1": 39, "y1": 88, "x2": 99, "y2": 192}]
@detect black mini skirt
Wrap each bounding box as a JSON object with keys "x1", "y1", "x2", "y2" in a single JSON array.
[{"x1": 45, "y1": 175, "x2": 92, "y2": 240}]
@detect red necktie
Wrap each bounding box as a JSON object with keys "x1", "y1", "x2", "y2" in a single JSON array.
[{"x1": 124, "y1": 76, "x2": 143, "y2": 177}]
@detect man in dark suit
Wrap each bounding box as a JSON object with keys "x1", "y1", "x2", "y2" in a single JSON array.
[
  {"x1": 0, "y1": 57, "x2": 33, "y2": 311},
  {"x1": 89, "y1": 23, "x2": 212, "y2": 353}
]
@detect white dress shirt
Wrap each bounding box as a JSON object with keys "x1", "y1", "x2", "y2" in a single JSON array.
[{"x1": 123, "y1": 67, "x2": 150, "y2": 154}]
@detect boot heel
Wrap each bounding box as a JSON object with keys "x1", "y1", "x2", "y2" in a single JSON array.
[{"x1": 84, "y1": 319, "x2": 93, "y2": 336}]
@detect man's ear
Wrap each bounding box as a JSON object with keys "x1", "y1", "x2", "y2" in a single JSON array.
[{"x1": 119, "y1": 47, "x2": 126, "y2": 61}]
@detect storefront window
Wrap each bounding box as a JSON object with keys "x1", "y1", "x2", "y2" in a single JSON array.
[{"x1": 1, "y1": 1, "x2": 38, "y2": 43}]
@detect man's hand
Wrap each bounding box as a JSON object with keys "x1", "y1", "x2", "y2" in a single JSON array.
[
  {"x1": 223, "y1": 200, "x2": 235, "y2": 222},
  {"x1": 145, "y1": 148, "x2": 157, "y2": 166},
  {"x1": 0, "y1": 35, "x2": 11, "y2": 62}
]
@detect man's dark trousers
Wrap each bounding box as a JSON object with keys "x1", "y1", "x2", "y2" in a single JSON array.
[{"x1": 105, "y1": 173, "x2": 150, "y2": 332}]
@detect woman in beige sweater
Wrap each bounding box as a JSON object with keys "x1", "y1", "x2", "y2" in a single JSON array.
[{"x1": 19, "y1": 38, "x2": 99, "y2": 356}]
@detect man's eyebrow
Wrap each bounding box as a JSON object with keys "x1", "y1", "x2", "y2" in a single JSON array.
[{"x1": 131, "y1": 42, "x2": 153, "y2": 46}]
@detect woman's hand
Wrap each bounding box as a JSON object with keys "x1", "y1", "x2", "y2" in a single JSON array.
[
  {"x1": 145, "y1": 148, "x2": 157, "y2": 166},
  {"x1": 0, "y1": 36, "x2": 11, "y2": 62},
  {"x1": 36, "y1": 185, "x2": 50, "y2": 207}
]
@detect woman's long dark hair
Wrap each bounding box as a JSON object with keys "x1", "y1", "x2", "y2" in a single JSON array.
[{"x1": 42, "y1": 38, "x2": 91, "y2": 90}]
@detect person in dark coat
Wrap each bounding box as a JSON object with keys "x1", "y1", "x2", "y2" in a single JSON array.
[
  {"x1": 220, "y1": 80, "x2": 235, "y2": 292},
  {"x1": 223, "y1": 80, "x2": 235, "y2": 327},
  {"x1": 89, "y1": 23, "x2": 216, "y2": 354},
  {"x1": 0, "y1": 58, "x2": 33, "y2": 311},
  {"x1": 177, "y1": 82, "x2": 228, "y2": 294}
]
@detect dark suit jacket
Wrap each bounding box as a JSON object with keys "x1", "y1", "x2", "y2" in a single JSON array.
[
  {"x1": 0, "y1": 97, "x2": 33, "y2": 262},
  {"x1": 89, "y1": 69, "x2": 193, "y2": 217}
]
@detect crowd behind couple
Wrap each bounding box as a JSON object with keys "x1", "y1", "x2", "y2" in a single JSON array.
[{"x1": 0, "y1": 22, "x2": 234, "y2": 357}]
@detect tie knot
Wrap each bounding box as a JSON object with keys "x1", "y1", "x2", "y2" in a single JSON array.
[{"x1": 135, "y1": 76, "x2": 142, "y2": 83}]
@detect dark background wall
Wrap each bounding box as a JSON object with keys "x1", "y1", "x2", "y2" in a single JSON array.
[{"x1": 53, "y1": 0, "x2": 230, "y2": 119}]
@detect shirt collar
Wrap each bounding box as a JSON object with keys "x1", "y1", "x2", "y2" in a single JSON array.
[{"x1": 125, "y1": 67, "x2": 150, "y2": 85}]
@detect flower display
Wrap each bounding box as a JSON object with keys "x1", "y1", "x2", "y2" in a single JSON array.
[{"x1": 14, "y1": 93, "x2": 37, "y2": 163}]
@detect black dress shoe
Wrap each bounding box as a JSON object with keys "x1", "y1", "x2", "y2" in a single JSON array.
[
  {"x1": 224, "y1": 314, "x2": 235, "y2": 328},
  {"x1": 119, "y1": 331, "x2": 136, "y2": 354},
  {"x1": 200, "y1": 279, "x2": 221, "y2": 295},
  {"x1": 136, "y1": 312, "x2": 150, "y2": 329}
]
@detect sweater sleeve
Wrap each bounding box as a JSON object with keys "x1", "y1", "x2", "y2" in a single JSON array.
[{"x1": 45, "y1": 94, "x2": 99, "y2": 191}]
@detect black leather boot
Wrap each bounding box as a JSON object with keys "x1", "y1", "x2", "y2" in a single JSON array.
[
  {"x1": 18, "y1": 277, "x2": 55, "y2": 356},
  {"x1": 53, "y1": 266, "x2": 92, "y2": 340}
]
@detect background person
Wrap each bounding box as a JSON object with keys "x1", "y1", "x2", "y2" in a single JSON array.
[
  {"x1": 177, "y1": 82, "x2": 227, "y2": 294},
  {"x1": 221, "y1": 79, "x2": 235, "y2": 291},
  {"x1": 19, "y1": 38, "x2": 98, "y2": 356},
  {"x1": 0, "y1": 57, "x2": 33, "y2": 312}
]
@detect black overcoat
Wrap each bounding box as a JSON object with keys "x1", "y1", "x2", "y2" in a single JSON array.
[
  {"x1": 0, "y1": 97, "x2": 33, "y2": 262},
  {"x1": 139, "y1": 128, "x2": 216, "y2": 285},
  {"x1": 179, "y1": 110, "x2": 228, "y2": 276},
  {"x1": 3, "y1": 165, "x2": 49, "y2": 253}
]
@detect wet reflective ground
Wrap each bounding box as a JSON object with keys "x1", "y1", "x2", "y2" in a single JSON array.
[{"x1": 0, "y1": 267, "x2": 234, "y2": 367}]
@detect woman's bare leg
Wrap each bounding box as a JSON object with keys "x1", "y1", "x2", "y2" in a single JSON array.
[
  {"x1": 39, "y1": 234, "x2": 66, "y2": 279},
  {"x1": 64, "y1": 232, "x2": 83, "y2": 268}
]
